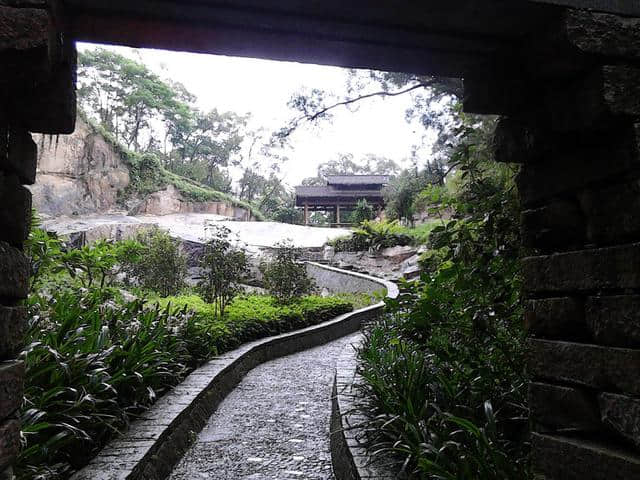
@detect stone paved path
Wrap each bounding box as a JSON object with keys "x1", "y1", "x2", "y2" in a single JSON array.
[{"x1": 169, "y1": 333, "x2": 360, "y2": 480}]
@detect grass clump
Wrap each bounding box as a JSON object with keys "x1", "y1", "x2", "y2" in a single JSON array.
[{"x1": 18, "y1": 289, "x2": 214, "y2": 480}]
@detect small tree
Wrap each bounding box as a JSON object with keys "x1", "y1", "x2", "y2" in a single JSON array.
[
  {"x1": 198, "y1": 226, "x2": 249, "y2": 317},
  {"x1": 352, "y1": 199, "x2": 375, "y2": 225},
  {"x1": 260, "y1": 240, "x2": 315, "y2": 304},
  {"x1": 125, "y1": 229, "x2": 187, "y2": 296}
]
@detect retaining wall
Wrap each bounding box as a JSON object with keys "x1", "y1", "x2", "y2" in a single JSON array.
[{"x1": 306, "y1": 262, "x2": 389, "y2": 296}]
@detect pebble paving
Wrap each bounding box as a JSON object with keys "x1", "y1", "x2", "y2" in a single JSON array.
[{"x1": 169, "y1": 333, "x2": 360, "y2": 480}]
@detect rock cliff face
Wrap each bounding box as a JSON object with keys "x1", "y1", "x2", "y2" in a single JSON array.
[
  {"x1": 30, "y1": 116, "x2": 130, "y2": 217},
  {"x1": 28, "y1": 116, "x2": 255, "y2": 220},
  {"x1": 131, "y1": 184, "x2": 255, "y2": 220}
]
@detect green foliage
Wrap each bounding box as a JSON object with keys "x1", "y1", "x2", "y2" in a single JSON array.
[
  {"x1": 330, "y1": 220, "x2": 412, "y2": 252},
  {"x1": 122, "y1": 230, "x2": 187, "y2": 296},
  {"x1": 356, "y1": 111, "x2": 526, "y2": 478},
  {"x1": 17, "y1": 289, "x2": 213, "y2": 480},
  {"x1": 156, "y1": 294, "x2": 353, "y2": 353},
  {"x1": 271, "y1": 204, "x2": 303, "y2": 224},
  {"x1": 260, "y1": 241, "x2": 316, "y2": 303},
  {"x1": 25, "y1": 222, "x2": 63, "y2": 292},
  {"x1": 58, "y1": 240, "x2": 122, "y2": 289},
  {"x1": 351, "y1": 199, "x2": 376, "y2": 225},
  {"x1": 197, "y1": 226, "x2": 249, "y2": 317}
]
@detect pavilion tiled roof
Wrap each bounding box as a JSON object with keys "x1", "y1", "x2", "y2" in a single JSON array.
[
  {"x1": 295, "y1": 185, "x2": 384, "y2": 198},
  {"x1": 326, "y1": 175, "x2": 390, "y2": 186}
]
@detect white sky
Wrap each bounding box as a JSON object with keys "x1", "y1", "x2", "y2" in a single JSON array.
[{"x1": 79, "y1": 43, "x2": 431, "y2": 188}]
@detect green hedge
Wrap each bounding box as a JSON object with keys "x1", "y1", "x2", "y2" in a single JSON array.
[{"x1": 155, "y1": 294, "x2": 353, "y2": 353}]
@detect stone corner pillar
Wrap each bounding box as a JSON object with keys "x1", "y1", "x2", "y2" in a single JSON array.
[
  {"x1": 0, "y1": 2, "x2": 77, "y2": 478},
  {"x1": 464, "y1": 7, "x2": 640, "y2": 479}
]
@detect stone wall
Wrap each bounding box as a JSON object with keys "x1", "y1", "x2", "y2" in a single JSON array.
[
  {"x1": 467, "y1": 9, "x2": 640, "y2": 478},
  {"x1": 305, "y1": 262, "x2": 392, "y2": 296},
  {"x1": 0, "y1": 2, "x2": 77, "y2": 478}
]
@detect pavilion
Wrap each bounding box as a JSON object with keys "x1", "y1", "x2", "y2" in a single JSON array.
[{"x1": 295, "y1": 175, "x2": 390, "y2": 225}]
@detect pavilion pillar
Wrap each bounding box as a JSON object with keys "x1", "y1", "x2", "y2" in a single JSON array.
[
  {"x1": 336, "y1": 204, "x2": 341, "y2": 225},
  {"x1": 304, "y1": 203, "x2": 309, "y2": 225},
  {"x1": 464, "y1": 7, "x2": 640, "y2": 478}
]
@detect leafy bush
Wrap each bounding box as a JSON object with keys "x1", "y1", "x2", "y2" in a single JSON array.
[
  {"x1": 330, "y1": 220, "x2": 412, "y2": 252},
  {"x1": 197, "y1": 226, "x2": 249, "y2": 317},
  {"x1": 351, "y1": 199, "x2": 376, "y2": 225},
  {"x1": 17, "y1": 289, "x2": 214, "y2": 480},
  {"x1": 260, "y1": 241, "x2": 315, "y2": 303},
  {"x1": 122, "y1": 229, "x2": 187, "y2": 296},
  {"x1": 25, "y1": 224, "x2": 63, "y2": 292},
  {"x1": 58, "y1": 240, "x2": 124, "y2": 289}
]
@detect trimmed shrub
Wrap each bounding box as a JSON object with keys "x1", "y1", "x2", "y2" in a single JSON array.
[{"x1": 260, "y1": 241, "x2": 315, "y2": 303}]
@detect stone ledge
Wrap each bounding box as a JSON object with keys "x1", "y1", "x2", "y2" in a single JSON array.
[
  {"x1": 0, "y1": 241, "x2": 28, "y2": 299},
  {"x1": 532, "y1": 432, "x2": 640, "y2": 479},
  {"x1": 0, "y1": 306, "x2": 25, "y2": 360},
  {"x1": 523, "y1": 243, "x2": 640, "y2": 294},
  {"x1": 71, "y1": 264, "x2": 397, "y2": 480},
  {"x1": 0, "y1": 361, "x2": 23, "y2": 423},
  {"x1": 528, "y1": 339, "x2": 640, "y2": 395},
  {"x1": 330, "y1": 336, "x2": 397, "y2": 480}
]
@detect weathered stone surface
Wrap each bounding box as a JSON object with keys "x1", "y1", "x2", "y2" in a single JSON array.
[
  {"x1": 7, "y1": 127, "x2": 36, "y2": 185},
  {"x1": 0, "y1": 124, "x2": 6, "y2": 165},
  {"x1": 0, "y1": 174, "x2": 31, "y2": 247},
  {"x1": 529, "y1": 339, "x2": 640, "y2": 395},
  {"x1": 0, "y1": 362, "x2": 23, "y2": 421},
  {"x1": 579, "y1": 179, "x2": 640, "y2": 245},
  {"x1": 600, "y1": 392, "x2": 640, "y2": 449},
  {"x1": 14, "y1": 42, "x2": 76, "y2": 134},
  {"x1": 31, "y1": 115, "x2": 131, "y2": 217},
  {"x1": 380, "y1": 245, "x2": 415, "y2": 262},
  {"x1": 517, "y1": 123, "x2": 640, "y2": 207},
  {"x1": 0, "y1": 5, "x2": 51, "y2": 86},
  {"x1": 0, "y1": 419, "x2": 19, "y2": 472},
  {"x1": 542, "y1": 65, "x2": 640, "y2": 132},
  {"x1": 0, "y1": 241, "x2": 28, "y2": 299},
  {"x1": 586, "y1": 296, "x2": 640, "y2": 347},
  {"x1": 529, "y1": 382, "x2": 599, "y2": 432},
  {"x1": 0, "y1": 466, "x2": 14, "y2": 480},
  {"x1": 0, "y1": 306, "x2": 25, "y2": 360},
  {"x1": 0, "y1": 5, "x2": 47, "y2": 52},
  {"x1": 462, "y1": 67, "x2": 526, "y2": 116},
  {"x1": 564, "y1": 10, "x2": 640, "y2": 59},
  {"x1": 523, "y1": 243, "x2": 640, "y2": 294},
  {"x1": 524, "y1": 297, "x2": 584, "y2": 339},
  {"x1": 521, "y1": 200, "x2": 585, "y2": 250},
  {"x1": 493, "y1": 117, "x2": 539, "y2": 164},
  {"x1": 532, "y1": 432, "x2": 640, "y2": 479}
]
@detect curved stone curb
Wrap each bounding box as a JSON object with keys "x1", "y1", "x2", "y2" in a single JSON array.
[
  {"x1": 330, "y1": 338, "x2": 397, "y2": 480},
  {"x1": 71, "y1": 264, "x2": 395, "y2": 480},
  {"x1": 330, "y1": 277, "x2": 399, "y2": 480}
]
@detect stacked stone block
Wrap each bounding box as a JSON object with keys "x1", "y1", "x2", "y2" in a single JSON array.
[
  {"x1": 472, "y1": 8, "x2": 640, "y2": 479},
  {"x1": 0, "y1": 2, "x2": 75, "y2": 478}
]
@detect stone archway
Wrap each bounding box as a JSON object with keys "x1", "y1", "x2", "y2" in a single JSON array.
[{"x1": 1, "y1": 2, "x2": 640, "y2": 478}]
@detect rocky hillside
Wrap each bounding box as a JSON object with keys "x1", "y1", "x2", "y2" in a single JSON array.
[
  {"x1": 31, "y1": 116, "x2": 130, "y2": 217},
  {"x1": 30, "y1": 115, "x2": 260, "y2": 220}
]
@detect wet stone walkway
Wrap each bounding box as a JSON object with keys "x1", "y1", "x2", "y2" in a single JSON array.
[{"x1": 169, "y1": 333, "x2": 360, "y2": 480}]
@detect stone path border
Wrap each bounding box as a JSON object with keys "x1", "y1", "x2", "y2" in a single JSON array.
[
  {"x1": 329, "y1": 267, "x2": 400, "y2": 480},
  {"x1": 71, "y1": 263, "x2": 397, "y2": 480},
  {"x1": 330, "y1": 336, "x2": 397, "y2": 480}
]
